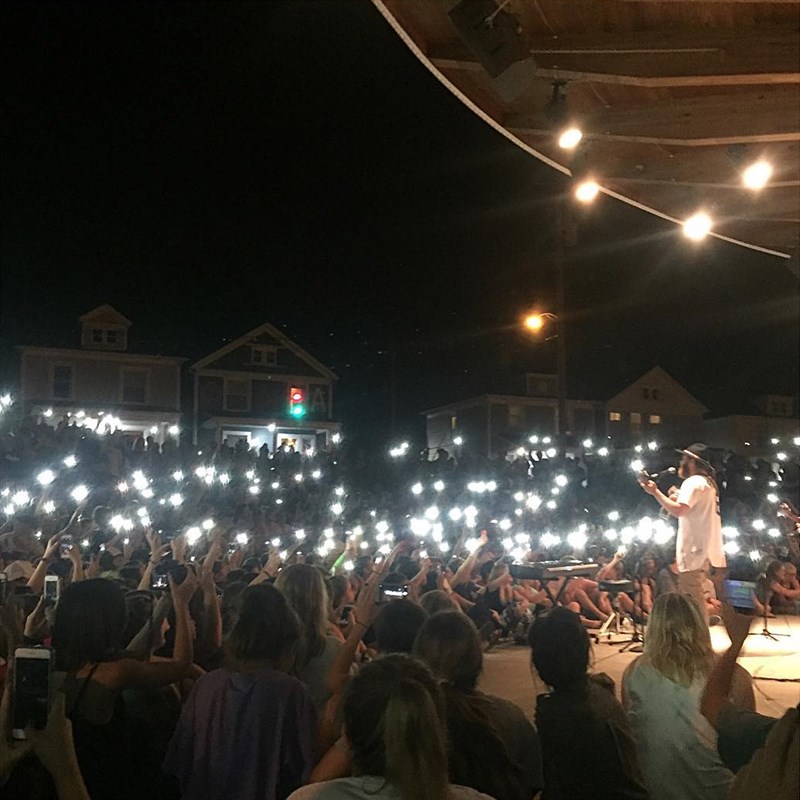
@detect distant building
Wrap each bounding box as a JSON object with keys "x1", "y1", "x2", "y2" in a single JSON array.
[
  {"x1": 424, "y1": 373, "x2": 600, "y2": 458},
  {"x1": 604, "y1": 366, "x2": 707, "y2": 446},
  {"x1": 425, "y1": 366, "x2": 711, "y2": 458},
  {"x1": 191, "y1": 322, "x2": 340, "y2": 453},
  {"x1": 17, "y1": 305, "x2": 184, "y2": 440},
  {"x1": 703, "y1": 394, "x2": 799, "y2": 455}
]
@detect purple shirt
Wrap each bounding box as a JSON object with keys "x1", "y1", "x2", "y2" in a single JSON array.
[{"x1": 164, "y1": 667, "x2": 317, "y2": 800}]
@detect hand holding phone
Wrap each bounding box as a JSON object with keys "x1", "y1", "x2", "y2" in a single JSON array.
[
  {"x1": 43, "y1": 576, "x2": 59, "y2": 606},
  {"x1": 11, "y1": 647, "x2": 52, "y2": 740}
]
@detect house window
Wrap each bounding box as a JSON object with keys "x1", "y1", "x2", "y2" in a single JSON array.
[
  {"x1": 121, "y1": 369, "x2": 148, "y2": 404},
  {"x1": 508, "y1": 405, "x2": 525, "y2": 429},
  {"x1": 106, "y1": 330, "x2": 117, "y2": 344},
  {"x1": 92, "y1": 329, "x2": 103, "y2": 343},
  {"x1": 608, "y1": 412, "x2": 622, "y2": 422},
  {"x1": 649, "y1": 415, "x2": 662, "y2": 424},
  {"x1": 224, "y1": 379, "x2": 250, "y2": 411},
  {"x1": 630, "y1": 412, "x2": 642, "y2": 425},
  {"x1": 52, "y1": 365, "x2": 73, "y2": 400},
  {"x1": 250, "y1": 346, "x2": 277, "y2": 367}
]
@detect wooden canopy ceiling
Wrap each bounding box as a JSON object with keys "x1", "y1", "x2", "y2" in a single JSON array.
[{"x1": 372, "y1": 0, "x2": 800, "y2": 263}]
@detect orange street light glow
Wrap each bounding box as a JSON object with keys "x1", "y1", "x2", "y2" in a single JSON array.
[{"x1": 524, "y1": 314, "x2": 545, "y2": 332}]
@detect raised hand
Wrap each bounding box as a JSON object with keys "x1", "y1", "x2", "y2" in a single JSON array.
[
  {"x1": 43, "y1": 533, "x2": 61, "y2": 560},
  {"x1": 171, "y1": 533, "x2": 187, "y2": 564},
  {"x1": 170, "y1": 568, "x2": 198, "y2": 607},
  {"x1": 721, "y1": 603, "x2": 753, "y2": 647}
]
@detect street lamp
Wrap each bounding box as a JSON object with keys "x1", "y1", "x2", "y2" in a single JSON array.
[
  {"x1": 524, "y1": 312, "x2": 556, "y2": 333},
  {"x1": 523, "y1": 311, "x2": 565, "y2": 436}
]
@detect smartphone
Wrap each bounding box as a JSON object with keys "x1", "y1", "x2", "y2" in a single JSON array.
[
  {"x1": 0, "y1": 572, "x2": 7, "y2": 604},
  {"x1": 43, "y1": 575, "x2": 59, "y2": 604},
  {"x1": 150, "y1": 567, "x2": 169, "y2": 591},
  {"x1": 339, "y1": 604, "x2": 354, "y2": 625},
  {"x1": 12, "y1": 647, "x2": 52, "y2": 740},
  {"x1": 59, "y1": 534, "x2": 74, "y2": 556},
  {"x1": 378, "y1": 583, "x2": 409, "y2": 603}
]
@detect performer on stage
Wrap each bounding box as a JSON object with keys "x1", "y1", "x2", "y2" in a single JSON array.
[{"x1": 640, "y1": 443, "x2": 726, "y2": 616}]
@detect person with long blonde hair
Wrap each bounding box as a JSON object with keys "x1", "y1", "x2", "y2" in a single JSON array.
[
  {"x1": 622, "y1": 593, "x2": 754, "y2": 800},
  {"x1": 276, "y1": 564, "x2": 343, "y2": 713}
]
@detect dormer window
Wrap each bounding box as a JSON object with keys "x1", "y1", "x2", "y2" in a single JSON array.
[
  {"x1": 79, "y1": 305, "x2": 131, "y2": 351},
  {"x1": 250, "y1": 345, "x2": 278, "y2": 367}
]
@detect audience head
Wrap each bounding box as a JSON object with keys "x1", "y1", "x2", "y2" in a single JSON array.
[
  {"x1": 227, "y1": 583, "x2": 301, "y2": 671},
  {"x1": 374, "y1": 599, "x2": 428, "y2": 654},
  {"x1": 343, "y1": 655, "x2": 449, "y2": 800},
  {"x1": 766, "y1": 560, "x2": 785, "y2": 583},
  {"x1": 275, "y1": 563, "x2": 329, "y2": 663},
  {"x1": 644, "y1": 592, "x2": 712, "y2": 686},
  {"x1": 52, "y1": 578, "x2": 127, "y2": 671},
  {"x1": 528, "y1": 607, "x2": 590, "y2": 690},
  {"x1": 414, "y1": 611, "x2": 482, "y2": 691},
  {"x1": 420, "y1": 589, "x2": 459, "y2": 616}
]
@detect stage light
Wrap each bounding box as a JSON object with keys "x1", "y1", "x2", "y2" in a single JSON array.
[
  {"x1": 558, "y1": 127, "x2": 582, "y2": 150},
  {"x1": 683, "y1": 212, "x2": 712, "y2": 241},
  {"x1": 742, "y1": 160, "x2": 772, "y2": 190},
  {"x1": 453, "y1": 436, "x2": 464, "y2": 446},
  {"x1": 574, "y1": 179, "x2": 599, "y2": 203}
]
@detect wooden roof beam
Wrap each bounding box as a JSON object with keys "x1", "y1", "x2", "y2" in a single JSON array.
[{"x1": 507, "y1": 127, "x2": 800, "y2": 147}]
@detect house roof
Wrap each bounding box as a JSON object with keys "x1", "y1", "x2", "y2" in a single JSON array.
[
  {"x1": 605, "y1": 365, "x2": 709, "y2": 414},
  {"x1": 190, "y1": 322, "x2": 338, "y2": 381},
  {"x1": 78, "y1": 304, "x2": 132, "y2": 327}
]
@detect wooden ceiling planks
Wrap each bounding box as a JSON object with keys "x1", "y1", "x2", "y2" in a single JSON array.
[{"x1": 375, "y1": 0, "x2": 800, "y2": 256}]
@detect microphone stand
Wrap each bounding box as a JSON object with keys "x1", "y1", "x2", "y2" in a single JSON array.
[
  {"x1": 619, "y1": 576, "x2": 644, "y2": 653},
  {"x1": 749, "y1": 588, "x2": 790, "y2": 642}
]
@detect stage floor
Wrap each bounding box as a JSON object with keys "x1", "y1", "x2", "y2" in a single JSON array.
[{"x1": 479, "y1": 615, "x2": 800, "y2": 721}]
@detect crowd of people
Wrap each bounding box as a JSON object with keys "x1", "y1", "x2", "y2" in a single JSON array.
[{"x1": 0, "y1": 410, "x2": 798, "y2": 799}]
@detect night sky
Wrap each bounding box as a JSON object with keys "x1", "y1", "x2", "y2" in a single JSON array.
[{"x1": 2, "y1": 1, "x2": 798, "y2": 443}]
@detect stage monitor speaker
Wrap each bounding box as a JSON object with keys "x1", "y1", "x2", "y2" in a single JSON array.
[{"x1": 448, "y1": 0, "x2": 532, "y2": 79}]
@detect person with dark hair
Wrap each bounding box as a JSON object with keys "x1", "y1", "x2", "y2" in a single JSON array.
[
  {"x1": 641, "y1": 444, "x2": 726, "y2": 614},
  {"x1": 764, "y1": 560, "x2": 800, "y2": 614},
  {"x1": 414, "y1": 611, "x2": 542, "y2": 800},
  {"x1": 528, "y1": 607, "x2": 648, "y2": 800},
  {"x1": 51, "y1": 575, "x2": 197, "y2": 800},
  {"x1": 163, "y1": 583, "x2": 316, "y2": 800},
  {"x1": 288, "y1": 655, "x2": 493, "y2": 800},
  {"x1": 373, "y1": 599, "x2": 428, "y2": 655}
]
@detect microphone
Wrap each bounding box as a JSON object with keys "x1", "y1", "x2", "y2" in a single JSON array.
[{"x1": 644, "y1": 467, "x2": 677, "y2": 481}]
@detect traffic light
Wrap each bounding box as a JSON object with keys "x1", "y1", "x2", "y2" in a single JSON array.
[{"x1": 289, "y1": 387, "x2": 306, "y2": 419}]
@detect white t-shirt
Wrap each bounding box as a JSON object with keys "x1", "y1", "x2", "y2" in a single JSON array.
[
  {"x1": 676, "y1": 475, "x2": 725, "y2": 572},
  {"x1": 288, "y1": 777, "x2": 494, "y2": 800}
]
